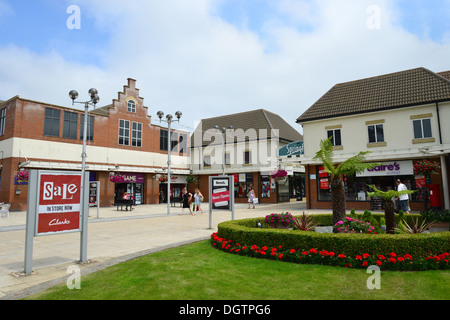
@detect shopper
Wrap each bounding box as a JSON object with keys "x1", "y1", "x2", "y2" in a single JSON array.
[
  {"x1": 247, "y1": 186, "x2": 256, "y2": 209},
  {"x1": 194, "y1": 188, "x2": 204, "y2": 215},
  {"x1": 396, "y1": 179, "x2": 410, "y2": 214},
  {"x1": 181, "y1": 188, "x2": 193, "y2": 215}
]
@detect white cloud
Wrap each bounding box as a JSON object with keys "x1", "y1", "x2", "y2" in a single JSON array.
[{"x1": 0, "y1": 0, "x2": 449, "y2": 133}]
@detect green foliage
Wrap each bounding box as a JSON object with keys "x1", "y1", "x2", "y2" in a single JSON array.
[
  {"x1": 217, "y1": 214, "x2": 450, "y2": 260},
  {"x1": 366, "y1": 184, "x2": 416, "y2": 200},
  {"x1": 421, "y1": 209, "x2": 450, "y2": 223}
]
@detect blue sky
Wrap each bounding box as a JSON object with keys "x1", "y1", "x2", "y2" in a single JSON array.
[{"x1": 0, "y1": 0, "x2": 449, "y2": 132}]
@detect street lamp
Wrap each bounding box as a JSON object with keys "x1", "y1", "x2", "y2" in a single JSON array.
[
  {"x1": 69, "y1": 88, "x2": 99, "y2": 263},
  {"x1": 214, "y1": 125, "x2": 233, "y2": 175},
  {"x1": 157, "y1": 110, "x2": 182, "y2": 215}
]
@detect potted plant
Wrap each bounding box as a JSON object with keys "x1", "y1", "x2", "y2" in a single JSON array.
[
  {"x1": 271, "y1": 169, "x2": 288, "y2": 182},
  {"x1": 186, "y1": 175, "x2": 197, "y2": 183},
  {"x1": 413, "y1": 160, "x2": 440, "y2": 175},
  {"x1": 15, "y1": 170, "x2": 29, "y2": 184},
  {"x1": 109, "y1": 172, "x2": 125, "y2": 183},
  {"x1": 264, "y1": 212, "x2": 294, "y2": 229}
]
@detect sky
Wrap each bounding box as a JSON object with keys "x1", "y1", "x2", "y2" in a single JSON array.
[{"x1": 0, "y1": 0, "x2": 449, "y2": 134}]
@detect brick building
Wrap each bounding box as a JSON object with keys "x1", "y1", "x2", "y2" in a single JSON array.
[{"x1": 0, "y1": 78, "x2": 190, "y2": 211}]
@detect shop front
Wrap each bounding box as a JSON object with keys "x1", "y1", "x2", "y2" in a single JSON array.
[
  {"x1": 158, "y1": 175, "x2": 188, "y2": 204},
  {"x1": 308, "y1": 159, "x2": 443, "y2": 212},
  {"x1": 110, "y1": 172, "x2": 145, "y2": 205}
]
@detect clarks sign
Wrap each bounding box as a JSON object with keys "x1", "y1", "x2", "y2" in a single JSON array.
[
  {"x1": 357, "y1": 160, "x2": 413, "y2": 177},
  {"x1": 37, "y1": 172, "x2": 82, "y2": 235}
]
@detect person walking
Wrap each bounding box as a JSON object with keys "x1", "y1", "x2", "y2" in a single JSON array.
[
  {"x1": 396, "y1": 179, "x2": 410, "y2": 214},
  {"x1": 180, "y1": 188, "x2": 192, "y2": 215},
  {"x1": 247, "y1": 186, "x2": 255, "y2": 209},
  {"x1": 194, "y1": 188, "x2": 204, "y2": 215}
]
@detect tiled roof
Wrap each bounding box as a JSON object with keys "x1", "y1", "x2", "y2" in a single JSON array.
[
  {"x1": 438, "y1": 70, "x2": 450, "y2": 80},
  {"x1": 191, "y1": 109, "x2": 303, "y2": 147},
  {"x1": 297, "y1": 67, "x2": 450, "y2": 123}
]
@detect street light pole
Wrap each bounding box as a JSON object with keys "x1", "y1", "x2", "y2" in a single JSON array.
[
  {"x1": 157, "y1": 111, "x2": 182, "y2": 215},
  {"x1": 69, "y1": 88, "x2": 99, "y2": 263}
]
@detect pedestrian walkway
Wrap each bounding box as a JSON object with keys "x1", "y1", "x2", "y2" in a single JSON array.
[{"x1": 0, "y1": 201, "x2": 316, "y2": 300}]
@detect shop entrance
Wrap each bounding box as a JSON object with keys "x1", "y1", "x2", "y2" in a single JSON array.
[{"x1": 115, "y1": 183, "x2": 144, "y2": 205}]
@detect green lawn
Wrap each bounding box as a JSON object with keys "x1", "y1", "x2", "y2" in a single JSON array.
[{"x1": 28, "y1": 240, "x2": 450, "y2": 300}]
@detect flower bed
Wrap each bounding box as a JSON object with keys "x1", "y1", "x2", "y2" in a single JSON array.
[
  {"x1": 211, "y1": 232, "x2": 450, "y2": 271},
  {"x1": 215, "y1": 214, "x2": 450, "y2": 271}
]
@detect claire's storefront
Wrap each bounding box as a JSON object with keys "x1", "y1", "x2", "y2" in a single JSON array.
[{"x1": 307, "y1": 159, "x2": 444, "y2": 212}]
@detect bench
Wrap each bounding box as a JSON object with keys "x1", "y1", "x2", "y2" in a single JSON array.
[
  {"x1": 0, "y1": 203, "x2": 11, "y2": 218},
  {"x1": 114, "y1": 199, "x2": 134, "y2": 211},
  {"x1": 170, "y1": 197, "x2": 184, "y2": 207}
]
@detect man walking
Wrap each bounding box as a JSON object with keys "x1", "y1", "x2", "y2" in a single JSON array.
[{"x1": 396, "y1": 179, "x2": 410, "y2": 214}]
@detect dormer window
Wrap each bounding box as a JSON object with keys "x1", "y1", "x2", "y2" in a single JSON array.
[{"x1": 127, "y1": 100, "x2": 136, "y2": 113}]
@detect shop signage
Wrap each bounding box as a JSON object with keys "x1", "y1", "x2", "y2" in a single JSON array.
[
  {"x1": 208, "y1": 175, "x2": 235, "y2": 229},
  {"x1": 357, "y1": 160, "x2": 413, "y2": 177},
  {"x1": 279, "y1": 141, "x2": 304, "y2": 157},
  {"x1": 37, "y1": 172, "x2": 82, "y2": 235}
]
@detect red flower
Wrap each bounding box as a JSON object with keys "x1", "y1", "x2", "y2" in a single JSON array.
[
  {"x1": 290, "y1": 249, "x2": 296, "y2": 254},
  {"x1": 377, "y1": 255, "x2": 386, "y2": 260},
  {"x1": 376, "y1": 260, "x2": 382, "y2": 266},
  {"x1": 362, "y1": 261, "x2": 368, "y2": 267},
  {"x1": 389, "y1": 252, "x2": 397, "y2": 257},
  {"x1": 302, "y1": 251, "x2": 308, "y2": 255},
  {"x1": 262, "y1": 246, "x2": 268, "y2": 251},
  {"x1": 338, "y1": 254, "x2": 345, "y2": 259},
  {"x1": 398, "y1": 257, "x2": 404, "y2": 262},
  {"x1": 356, "y1": 255, "x2": 362, "y2": 260},
  {"x1": 278, "y1": 253, "x2": 283, "y2": 259},
  {"x1": 389, "y1": 257, "x2": 397, "y2": 264},
  {"x1": 309, "y1": 248, "x2": 317, "y2": 254},
  {"x1": 362, "y1": 253, "x2": 370, "y2": 259}
]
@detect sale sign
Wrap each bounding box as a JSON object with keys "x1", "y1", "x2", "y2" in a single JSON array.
[{"x1": 37, "y1": 172, "x2": 82, "y2": 235}]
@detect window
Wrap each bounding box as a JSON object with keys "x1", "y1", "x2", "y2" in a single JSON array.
[
  {"x1": 127, "y1": 100, "x2": 136, "y2": 113},
  {"x1": 160, "y1": 129, "x2": 168, "y2": 151},
  {"x1": 171, "y1": 132, "x2": 178, "y2": 152},
  {"x1": 119, "y1": 119, "x2": 130, "y2": 145},
  {"x1": 327, "y1": 129, "x2": 342, "y2": 146},
  {"x1": 0, "y1": 107, "x2": 6, "y2": 136},
  {"x1": 132, "y1": 122, "x2": 142, "y2": 147},
  {"x1": 179, "y1": 134, "x2": 187, "y2": 154},
  {"x1": 44, "y1": 108, "x2": 60, "y2": 137},
  {"x1": 204, "y1": 155, "x2": 211, "y2": 168},
  {"x1": 413, "y1": 118, "x2": 432, "y2": 139},
  {"x1": 80, "y1": 115, "x2": 94, "y2": 141},
  {"x1": 244, "y1": 150, "x2": 252, "y2": 165},
  {"x1": 368, "y1": 124, "x2": 384, "y2": 143},
  {"x1": 225, "y1": 152, "x2": 231, "y2": 166},
  {"x1": 63, "y1": 111, "x2": 78, "y2": 139}
]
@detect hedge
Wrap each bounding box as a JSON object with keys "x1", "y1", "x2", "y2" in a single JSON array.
[{"x1": 216, "y1": 214, "x2": 450, "y2": 259}]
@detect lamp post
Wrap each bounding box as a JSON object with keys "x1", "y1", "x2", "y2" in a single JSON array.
[
  {"x1": 157, "y1": 110, "x2": 182, "y2": 215},
  {"x1": 69, "y1": 88, "x2": 99, "y2": 262},
  {"x1": 214, "y1": 125, "x2": 233, "y2": 175}
]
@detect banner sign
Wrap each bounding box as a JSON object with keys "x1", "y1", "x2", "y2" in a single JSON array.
[
  {"x1": 357, "y1": 160, "x2": 413, "y2": 177},
  {"x1": 211, "y1": 177, "x2": 231, "y2": 209},
  {"x1": 279, "y1": 141, "x2": 304, "y2": 157},
  {"x1": 36, "y1": 172, "x2": 82, "y2": 236}
]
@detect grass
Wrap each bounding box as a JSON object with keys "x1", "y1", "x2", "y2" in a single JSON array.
[{"x1": 27, "y1": 240, "x2": 450, "y2": 300}]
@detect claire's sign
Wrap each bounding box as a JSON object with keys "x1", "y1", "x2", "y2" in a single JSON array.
[
  {"x1": 357, "y1": 160, "x2": 413, "y2": 177},
  {"x1": 37, "y1": 172, "x2": 82, "y2": 235}
]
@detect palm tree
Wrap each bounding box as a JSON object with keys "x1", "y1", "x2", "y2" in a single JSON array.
[
  {"x1": 313, "y1": 137, "x2": 380, "y2": 229},
  {"x1": 366, "y1": 185, "x2": 416, "y2": 234}
]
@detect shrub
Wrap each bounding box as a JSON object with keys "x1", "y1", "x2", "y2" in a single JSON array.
[
  {"x1": 217, "y1": 214, "x2": 450, "y2": 262},
  {"x1": 421, "y1": 209, "x2": 450, "y2": 223},
  {"x1": 211, "y1": 232, "x2": 450, "y2": 271},
  {"x1": 334, "y1": 217, "x2": 375, "y2": 233},
  {"x1": 264, "y1": 212, "x2": 294, "y2": 229}
]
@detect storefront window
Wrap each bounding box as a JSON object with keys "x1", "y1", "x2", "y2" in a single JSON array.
[
  {"x1": 261, "y1": 175, "x2": 271, "y2": 198},
  {"x1": 234, "y1": 173, "x2": 253, "y2": 198},
  {"x1": 316, "y1": 165, "x2": 426, "y2": 203}
]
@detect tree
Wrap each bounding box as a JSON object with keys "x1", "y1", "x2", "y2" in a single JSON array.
[
  {"x1": 313, "y1": 137, "x2": 380, "y2": 229},
  {"x1": 366, "y1": 185, "x2": 416, "y2": 234}
]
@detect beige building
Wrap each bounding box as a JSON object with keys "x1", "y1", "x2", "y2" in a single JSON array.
[{"x1": 296, "y1": 67, "x2": 450, "y2": 212}]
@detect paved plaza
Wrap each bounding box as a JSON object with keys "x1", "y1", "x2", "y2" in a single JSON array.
[{"x1": 0, "y1": 201, "x2": 319, "y2": 299}]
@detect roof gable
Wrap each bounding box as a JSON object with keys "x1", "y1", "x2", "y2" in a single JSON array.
[{"x1": 297, "y1": 67, "x2": 450, "y2": 123}]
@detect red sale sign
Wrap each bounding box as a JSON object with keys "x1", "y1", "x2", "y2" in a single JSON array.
[
  {"x1": 211, "y1": 190, "x2": 230, "y2": 203},
  {"x1": 37, "y1": 173, "x2": 82, "y2": 235}
]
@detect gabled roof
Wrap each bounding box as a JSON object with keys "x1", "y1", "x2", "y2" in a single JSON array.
[
  {"x1": 191, "y1": 109, "x2": 303, "y2": 147},
  {"x1": 297, "y1": 67, "x2": 450, "y2": 123}
]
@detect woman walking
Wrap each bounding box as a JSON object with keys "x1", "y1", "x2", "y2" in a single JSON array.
[
  {"x1": 247, "y1": 186, "x2": 255, "y2": 209},
  {"x1": 180, "y1": 188, "x2": 192, "y2": 215},
  {"x1": 194, "y1": 188, "x2": 204, "y2": 215}
]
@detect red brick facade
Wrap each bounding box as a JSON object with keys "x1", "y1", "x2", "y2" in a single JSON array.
[{"x1": 0, "y1": 79, "x2": 190, "y2": 211}]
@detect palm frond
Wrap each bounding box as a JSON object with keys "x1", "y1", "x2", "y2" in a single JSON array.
[
  {"x1": 313, "y1": 137, "x2": 336, "y2": 175},
  {"x1": 366, "y1": 184, "x2": 416, "y2": 200}
]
